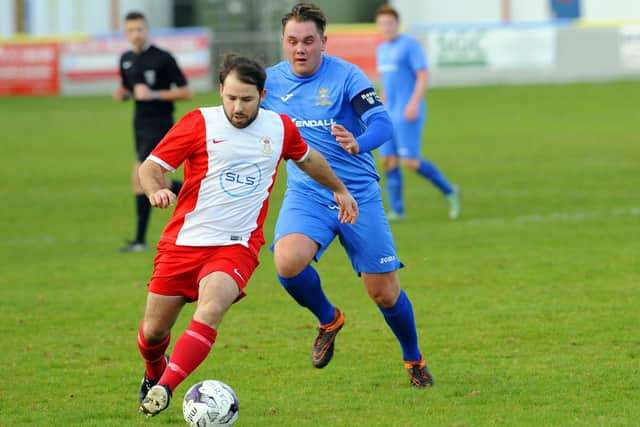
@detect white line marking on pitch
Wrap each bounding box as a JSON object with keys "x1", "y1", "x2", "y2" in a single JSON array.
[
  {"x1": 4, "y1": 208, "x2": 639, "y2": 247},
  {"x1": 466, "y1": 207, "x2": 640, "y2": 225}
]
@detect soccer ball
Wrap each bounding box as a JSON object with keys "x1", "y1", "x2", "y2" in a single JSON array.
[{"x1": 182, "y1": 380, "x2": 239, "y2": 427}]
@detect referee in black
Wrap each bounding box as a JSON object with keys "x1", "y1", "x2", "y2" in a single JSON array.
[{"x1": 113, "y1": 11, "x2": 192, "y2": 252}]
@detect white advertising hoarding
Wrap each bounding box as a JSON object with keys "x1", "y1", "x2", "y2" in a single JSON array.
[
  {"x1": 620, "y1": 26, "x2": 640, "y2": 70},
  {"x1": 61, "y1": 28, "x2": 211, "y2": 95},
  {"x1": 428, "y1": 27, "x2": 556, "y2": 70}
]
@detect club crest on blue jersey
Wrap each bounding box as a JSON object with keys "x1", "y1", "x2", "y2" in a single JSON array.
[
  {"x1": 260, "y1": 136, "x2": 273, "y2": 157},
  {"x1": 315, "y1": 88, "x2": 332, "y2": 106}
]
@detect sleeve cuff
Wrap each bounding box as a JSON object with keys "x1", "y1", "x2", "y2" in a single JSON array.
[
  {"x1": 294, "y1": 146, "x2": 311, "y2": 163},
  {"x1": 147, "y1": 154, "x2": 176, "y2": 172}
]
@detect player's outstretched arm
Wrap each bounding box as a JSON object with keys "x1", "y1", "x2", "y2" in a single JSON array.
[
  {"x1": 139, "y1": 159, "x2": 176, "y2": 208},
  {"x1": 295, "y1": 148, "x2": 358, "y2": 224}
]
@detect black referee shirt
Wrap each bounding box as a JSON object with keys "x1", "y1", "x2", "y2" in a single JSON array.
[{"x1": 119, "y1": 44, "x2": 188, "y2": 118}]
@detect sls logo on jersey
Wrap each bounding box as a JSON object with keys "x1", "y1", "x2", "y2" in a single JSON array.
[
  {"x1": 220, "y1": 162, "x2": 262, "y2": 198},
  {"x1": 291, "y1": 117, "x2": 335, "y2": 128}
]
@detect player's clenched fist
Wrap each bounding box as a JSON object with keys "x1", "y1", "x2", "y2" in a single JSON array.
[
  {"x1": 148, "y1": 189, "x2": 176, "y2": 208},
  {"x1": 332, "y1": 123, "x2": 360, "y2": 155},
  {"x1": 134, "y1": 83, "x2": 154, "y2": 101}
]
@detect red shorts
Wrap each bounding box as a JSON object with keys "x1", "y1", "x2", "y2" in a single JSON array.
[{"x1": 148, "y1": 241, "x2": 260, "y2": 302}]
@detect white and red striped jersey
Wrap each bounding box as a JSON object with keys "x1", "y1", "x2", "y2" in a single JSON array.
[{"x1": 148, "y1": 106, "x2": 309, "y2": 250}]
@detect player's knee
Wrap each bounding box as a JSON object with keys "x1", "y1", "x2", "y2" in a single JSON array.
[
  {"x1": 382, "y1": 156, "x2": 398, "y2": 170},
  {"x1": 401, "y1": 158, "x2": 419, "y2": 170},
  {"x1": 141, "y1": 322, "x2": 170, "y2": 344},
  {"x1": 193, "y1": 304, "x2": 225, "y2": 329},
  {"x1": 368, "y1": 290, "x2": 397, "y2": 308},
  {"x1": 365, "y1": 278, "x2": 401, "y2": 308},
  {"x1": 274, "y1": 255, "x2": 306, "y2": 278},
  {"x1": 273, "y1": 240, "x2": 314, "y2": 278}
]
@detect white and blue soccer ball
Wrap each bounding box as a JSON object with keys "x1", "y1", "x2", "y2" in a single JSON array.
[{"x1": 182, "y1": 380, "x2": 239, "y2": 427}]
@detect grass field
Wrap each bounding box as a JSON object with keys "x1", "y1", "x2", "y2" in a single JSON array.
[{"x1": 1, "y1": 80, "x2": 639, "y2": 426}]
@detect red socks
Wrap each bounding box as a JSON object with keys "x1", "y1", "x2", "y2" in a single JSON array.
[
  {"x1": 137, "y1": 327, "x2": 170, "y2": 380},
  {"x1": 158, "y1": 320, "x2": 218, "y2": 392}
]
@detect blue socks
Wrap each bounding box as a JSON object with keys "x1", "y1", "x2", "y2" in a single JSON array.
[
  {"x1": 278, "y1": 265, "x2": 335, "y2": 325},
  {"x1": 417, "y1": 158, "x2": 454, "y2": 195},
  {"x1": 387, "y1": 159, "x2": 453, "y2": 214},
  {"x1": 379, "y1": 290, "x2": 421, "y2": 361},
  {"x1": 385, "y1": 167, "x2": 404, "y2": 214},
  {"x1": 280, "y1": 268, "x2": 422, "y2": 362}
]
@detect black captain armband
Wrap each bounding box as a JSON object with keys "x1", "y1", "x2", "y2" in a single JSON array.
[{"x1": 351, "y1": 88, "x2": 383, "y2": 117}]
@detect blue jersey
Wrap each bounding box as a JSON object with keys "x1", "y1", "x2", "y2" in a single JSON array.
[
  {"x1": 376, "y1": 34, "x2": 428, "y2": 119},
  {"x1": 263, "y1": 54, "x2": 386, "y2": 204}
]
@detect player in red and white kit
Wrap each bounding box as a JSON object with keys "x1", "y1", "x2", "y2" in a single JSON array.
[{"x1": 137, "y1": 54, "x2": 358, "y2": 418}]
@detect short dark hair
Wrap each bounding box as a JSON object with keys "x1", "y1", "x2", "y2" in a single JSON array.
[
  {"x1": 219, "y1": 54, "x2": 266, "y2": 93},
  {"x1": 125, "y1": 11, "x2": 147, "y2": 22},
  {"x1": 281, "y1": 3, "x2": 327, "y2": 35},
  {"x1": 375, "y1": 4, "x2": 399, "y2": 21}
]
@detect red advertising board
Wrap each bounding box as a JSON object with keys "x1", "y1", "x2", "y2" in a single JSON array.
[
  {"x1": 325, "y1": 29, "x2": 382, "y2": 80},
  {"x1": 0, "y1": 42, "x2": 60, "y2": 95}
]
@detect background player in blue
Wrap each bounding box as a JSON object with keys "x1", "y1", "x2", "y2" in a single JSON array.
[
  {"x1": 262, "y1": 3, "x2": 434, "y2": 388},
  {"x1": 375, "y1": 4, "x2": 460, "y2": 221}
]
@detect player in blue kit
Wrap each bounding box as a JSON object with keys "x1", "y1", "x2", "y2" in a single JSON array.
[
  {"x1": 375, "y1": 4, "x2": 460, "y2": 221},
  {"x1": 262, "y1": 3, "x2": 434, "y2": 388}
]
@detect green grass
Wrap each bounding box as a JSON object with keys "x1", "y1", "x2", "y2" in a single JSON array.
[{"x1": 1, "y1": 80, "x2": 639, "y2": 426}]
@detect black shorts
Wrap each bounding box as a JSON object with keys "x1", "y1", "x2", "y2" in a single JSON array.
[{"x1": 134, "y1": 115, "x2": 174, "y2": 162}]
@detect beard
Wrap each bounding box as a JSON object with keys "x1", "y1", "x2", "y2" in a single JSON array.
[{"x1": 224, "y1": 108, "x2": 259, "y2": 129}]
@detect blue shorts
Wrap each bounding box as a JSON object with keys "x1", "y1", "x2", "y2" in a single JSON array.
[
  {"x1": 378, "y1": 115, "x2": 425, "y2": 159},
  {"x1": 273, "y1": 190, "x2": 403, "y2": 275}
]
